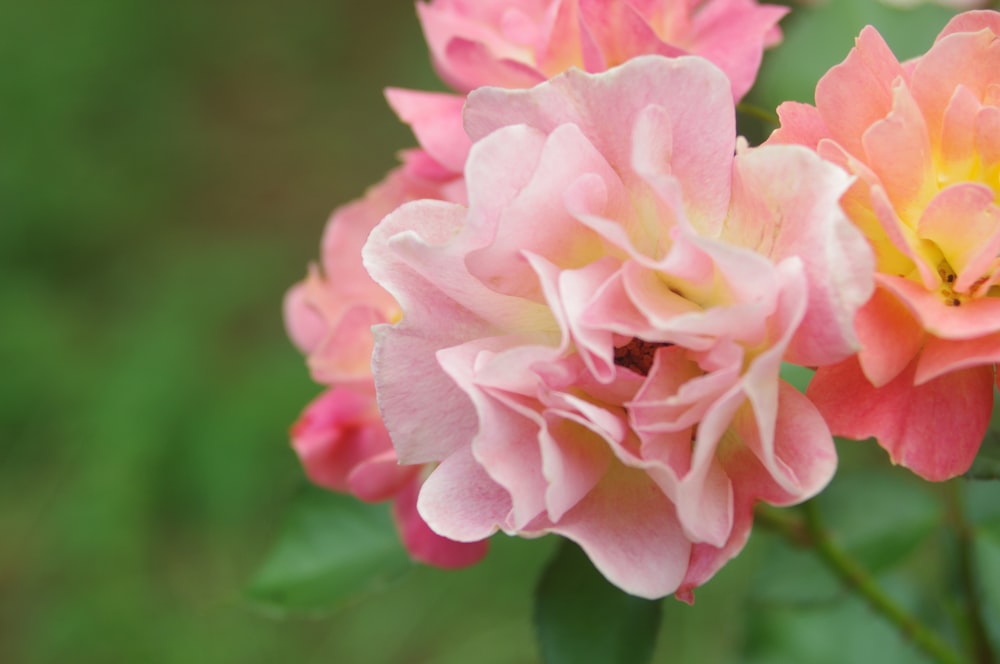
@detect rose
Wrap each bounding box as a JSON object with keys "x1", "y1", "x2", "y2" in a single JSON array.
[
  {"x1": 416, "y1": 0, "x2": 786, "y2": 99},
  {"x1": 386, "y1": 0, "x2": 788, "y2": 181},
  {"x1": 364, "y1": 55, "x2": 873, "y2": 599},
  {"x1": 770, "y1": 10, "x2": 1000, "y2": 480}
]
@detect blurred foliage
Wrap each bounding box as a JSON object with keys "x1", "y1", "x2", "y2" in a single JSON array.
[
  {"x1": 534, "y1": 541, "x2": 661, "y2": 664},
  {"x1": 3, "y1": 1, "x2": 999, "y2": 663}
]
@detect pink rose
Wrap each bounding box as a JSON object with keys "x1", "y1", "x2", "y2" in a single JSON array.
[
  {"x1": 416, "y1": 0, "x2": 787, "y2": 100},
  {"x1": 385, "y1": 0, "x2": 788, "y2": 183},
  {"x1": 364, "y1": 56, "x2": 873, "y2": 599},
  {"x1": 770, "y1": 11, "x2": 1000, "y2": 481},
  {"x1": 284, "y1": 164, "x2": 486, "y2": 568}
]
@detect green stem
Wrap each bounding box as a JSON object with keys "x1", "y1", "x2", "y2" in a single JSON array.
[
  {"x1": 799, "y1": 500, "x2": 966, "y2": 664},
  {"x1": 754, "y1": 503, "x2": 811, "y2": 547},
  {"x1": 943, "y1": 481, "x2": 997, "y2": 664},
  {"x1": 735, "y1": 102, "x2": 779, "y2": 127}
]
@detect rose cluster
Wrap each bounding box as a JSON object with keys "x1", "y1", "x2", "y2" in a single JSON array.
[{"x1": 285, "y1": 3, "x2": 1000, "y2": 600}]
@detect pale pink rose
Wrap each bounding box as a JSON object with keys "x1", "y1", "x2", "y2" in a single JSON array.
[
  {"x1": 290, "y1": 386, "x2": 489, "y2": 568},
  {"x1": 770, "y1": 10, "x2": 1000, "y2": 481},
  {"x1": 385, "y1": 0, "x2": 788, "y2": 184},
  {"x1": 284, "y1": 164, "x2": 486, "y2": 568},
  {"x1": 416, "y1": 0, "x2": 787, "y2": 100},
  {"x1": 363, "y1": 56, "x2": 873, "y2": 599}
]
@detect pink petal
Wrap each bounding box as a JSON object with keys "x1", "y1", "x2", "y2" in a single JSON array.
[
  {"x1": 578, "y1": 0, "x2": 680, "y2": 71},
  {"x1": 675, "y1": 496, "x2": 753, "y2": 604},
  {"x1": 363, "y1": 201, "x2": 499, "y2": 463},
  {"x1": 878, "y1": 273, "x2": 1000, "y2": 340},
  {"x1": 630, "y1": 346, "x2": 734, "y2": 435},
  {"x1": 539, "y1": 414, "x2": 614, "y2": 522},
  {"x1": 416, "y1": 1, "x2": 544, "y2": 91},
  {"x1": 465, "y1": 123, "x2": 617, "y2": 299},
  {"x1": 437, "y1": 342, "x2": 550, "y2": 531},
  {"x1": 307, "y1": 304, "x2": 384, "y2": 384},
  {"x1": 674, "y1": 384, "x2": 744, "y2": 546},
  {"x1": 384, "y1": 88, "x2": 470, "y2": 174},
  {"x1": 731, "y1": 381, "x2": 838, "y2": 504},
  {"x1": 916, "y1": 332, "x2": 1000, "y2": 384},
  {"x1": 553, "y1": 257, "x2": 623, "y2": 383},
  {"x1": 347, "y1": 449, "x2": 419, "y2": 503},
  {"x1": 739, "y1": 262, "x2": 812, "y2": 483},
  {"x1": 861, "y1": 81, "x2": 936, "y2": 218},
  {"x1": 976, "y1": 104, "x2": 1000, "y2": 174},
  {"x1": 935, "y1": 10, "x2": 1000, "y2": 42},
  {"x1": 291, "y1": 386, "x2": 407, "y2": 496},
  {"x1": 771, "y1": 101, "x2": 830, "y2": 148},
  {"x1": 418, "y1": 445, "x2": 513, "y2": 542},
  {"x1": 393, "y1": 479, "x2": 490, "y2": 569},
  {"x1": 868, "y1": 184, "x2": 939, "y2": 290},
  {"x1": 815, "y1": 26, "x2": 906, "y2": 160},
  {"x1": 676, "y1": 381, "x2": 835, "y2": 598},
  {"x1": 912, "y1": 20, "x2": 1000, "y2": 145},
  {"x1": 917, "y1": 183, "x2": 1000, "y2": 292},
  {"x1": 547, "y1": 465, "x2": 692, "y2": 599},
  {"x1": 854, "y1": 285, "x2": 925, "y2": 387},
  {"x1": 464, "y1": 56, "x2": 735, "y2": 223},
  {"x1": 283, "y1": 280, "x2": 326, "y2": 355},
  {"x1": 808, "y1": 357, "x2": 993, "y2": 481},
  {"x1": 536, "y1": 0, "x2": 585, "y2": 76},
  {"x1": 679, "y1": 0, "x2": 788, "y2": 100},
  {"x1": 443, "y1": 37, "x2": 547, "y2": 89},
  {"x1": 938, "y1": 85, "x2": 981, "y2": 182},
  {"x1": 726, "y1": 142, "x2": 874, "y2": 366}
]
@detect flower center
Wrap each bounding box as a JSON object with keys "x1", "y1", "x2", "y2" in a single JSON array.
[
  {"x1": 935, "y1": 260, "x2": 996, "y2": 307},
  {"x1": 613, "y1": 338, "x2": 672, "y2": 376},
  {"x1": 937, "y1": 263, "x2": 964, "y2": 307}
]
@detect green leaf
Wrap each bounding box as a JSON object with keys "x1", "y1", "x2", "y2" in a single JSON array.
[
  {"x1": 820, "y1": 468, "x2": 941, "y2": 575},
  {"x1": 750, "y1": 532, "x2": 843, "y2": 606},
  {"x1": 246, "y1": 486, "x2": 413, "y2": 614},
  {"x1": 743, "y1": 592, "x2": 933, "y2": 664},
  {"x1": 534, "y1": 540, "x2": 661, "y2": 664}
]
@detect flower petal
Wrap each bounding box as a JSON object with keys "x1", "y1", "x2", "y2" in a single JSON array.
[
  {"x1": 808, "y1": 357, "x2": 993, "y2": 481},
  {"x1": 547, "y1": 465, "x2": 692, "y2": 600},
  {"x1": 393, "y1": 479, "x2": 490, "y2": 569},
  {"x1": 418, "y1": 445, "x2": 513, "y2": 542}
]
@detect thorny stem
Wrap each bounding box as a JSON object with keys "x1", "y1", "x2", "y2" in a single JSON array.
[
  {"x1": 755, "y1": 501, "x2": 967, "y2": 664},
  {"x1": 943, "y1": 481, "x2": 997, "y2": 664}
]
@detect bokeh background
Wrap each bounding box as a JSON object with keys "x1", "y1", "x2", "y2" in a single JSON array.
[{"x1": 4, "y1": 1, "x2": 999, "y2": 663}]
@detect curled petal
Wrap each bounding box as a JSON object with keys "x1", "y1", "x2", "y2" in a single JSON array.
[{"x1": 393, "y1": 479, "x2": 490, "y2": 569}]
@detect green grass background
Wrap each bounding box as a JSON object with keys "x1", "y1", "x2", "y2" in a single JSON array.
[{"x1": 2, "y1": 1, "x2": 997, "y2": 663}]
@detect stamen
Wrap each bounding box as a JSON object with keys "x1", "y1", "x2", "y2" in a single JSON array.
[{"x1": 614, "y1": 338, "x2": 672, "y2": 376}]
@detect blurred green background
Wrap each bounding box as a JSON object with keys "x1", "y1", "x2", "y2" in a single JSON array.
[
  {"x1": 3, "y1": 1, "x2": 999, "y2": 663},
  {"x1": 1, "y1": 2, "x2": 441, "y2": 661}
]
